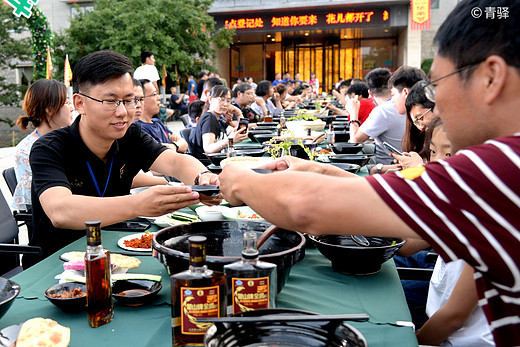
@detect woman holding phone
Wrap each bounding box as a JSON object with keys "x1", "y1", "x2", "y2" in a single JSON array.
[{"x1": 189, "y1": 85, "x2": 247, "y2": 162}]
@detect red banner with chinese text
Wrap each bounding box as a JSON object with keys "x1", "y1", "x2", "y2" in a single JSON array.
[{"x1": 411, "y1": 0, "x2": 431, "y2": 30}]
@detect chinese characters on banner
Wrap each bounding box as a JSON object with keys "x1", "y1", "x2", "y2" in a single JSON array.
[
  {"x1": 223, "y1": 9, "x2": 389, "y2": 31},
  {"x1": 411, "y1": 0, "x2": 431, "y2": 30}
]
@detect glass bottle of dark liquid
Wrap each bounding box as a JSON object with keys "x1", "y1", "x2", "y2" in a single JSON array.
[
  {"x1": 85, "y1": 220, "x2": 113, "y2": 328},
  {"x1": 227, "y1": 138, "x2": 235, "y2": 158},
  {"x1": 224, "y1": 231, "x2": 277, "y2": 315},
  {"x1": 171, "y1": 236, "x2": 227, "y2": 346}
]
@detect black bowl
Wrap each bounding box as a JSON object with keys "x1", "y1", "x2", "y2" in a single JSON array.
[
  {"x1": 329, "y1": 154, "x2": 373, "y2": 167},
  {"x1": 328, "y1": 163, "x2": 361, "y2": 173},
  {"x1": 44, "y1": 282, "x2": 86, "y2": 312},
  {"x1": 207, "y1": 165, "x2": 222, "y2": 174},
  {"x1": 248, "y1": 130, "x2": 272, "y2": 142},
  {"x1": 0, "y1": 277, "x2": 20, "y2": 319},
  {"x1": 316, "y1": 115, "x2": 336, "y2": 125},
  {"x1": 332, "y1": 121, "x2": 349, "y2": 127},
  {"x1": 333, "y1": 131, "x2": 350, "y2": 143},
  {"x1": 253, "y1": 133, "x2": 276, "y2": 144},
  {"x1": 204, "y1": 308, "x2": 367, "y2": 347},
  {"x1": 112, "y1": 279, "x2": 162, "y2": 306},
  {"x1": 332, "y1": 142, "x2": 364, "y2": 154},
  {"x1": 188, "y1": 185, "x2": 220, "y2": 197},
  {"x1": 311, "y1": 235, "x2": 405, "y2": 275},
  {"x1": 288, "y1": 140, "x2": 318, "y2": 160},
  {"x1": 205, "y1": 152, "x2": 228, "y2": 166},
  {"x1": 152, "y1": 221, "x2": 305, "y2": 293},
  {"x1": 255, "y1": 122, "x2": 278, "y2": 127},
  {"x1": 252, "y1": 126, "x2": 278, "y2": 132},
  {"x1": 234, "y1": 144, "x2": 264, "y2": 151},
  {"x1": 235, "y1": 149, "x2": 265, "y2": 157}
]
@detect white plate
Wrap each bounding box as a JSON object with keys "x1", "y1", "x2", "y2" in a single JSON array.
[
  {"x1": 0, "y1": 323, "x2": 22, "y2": 347},
  {"x1": 221, "y1": 206, "x2": 265, "y2": 221},
  {"x1": 117, "y1": 232, "x2": 155, "y2": 252},
  {"x1": 154, "y1": 215, "x2": 196, "y2": 228}
]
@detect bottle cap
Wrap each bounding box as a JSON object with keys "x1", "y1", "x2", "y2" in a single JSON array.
[
  {"x1": 189, "y1": 236, "x2": 207, "y2": 267},
  {"x1": 85, "y1": 220, "x2": 101, "y2": 246}
]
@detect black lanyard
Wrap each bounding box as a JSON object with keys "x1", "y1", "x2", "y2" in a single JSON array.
[{"x1": 85, "y1": 157, "x2": 114, "y2": 197}]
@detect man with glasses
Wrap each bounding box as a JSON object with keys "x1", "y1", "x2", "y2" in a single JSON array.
[
  {"x1": 135, "y1": 79, "x2": 187, "y2": 153},
  {"x1": 232, "y1": 82, "x2": 261, "y2": 123},
  {"x1": 219, "y1": 0, "x2": 520, "y2": 344},
  {"x1": 26, "y1": 50, "x2": 219, "y2": 267}
]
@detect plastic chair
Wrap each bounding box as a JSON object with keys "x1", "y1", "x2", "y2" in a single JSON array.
[
  {"x1": 180, "y1": 128, "x2": 194, "y2": 154},
  {"x1": 179, "y1": 114, "x2": 190, "y2": 127},
  {"x1": 2, "y1": 168, "x2": 33, "y2": 233},
  {"x1": 0, "y1": 187, "x2": 40, "y2": 277}
]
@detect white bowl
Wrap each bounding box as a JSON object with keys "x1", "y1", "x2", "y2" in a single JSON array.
[
  {"x1": 221, "y1": 206, "x2": 265, "y2": 222},
  {"x1": 195, "y1": 206, "x2": 229, "y2": 221},
  {"x1": 286, "y1": 120, "x2": 326, "y2": 132}
]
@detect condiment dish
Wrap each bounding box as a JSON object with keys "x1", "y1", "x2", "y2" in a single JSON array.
[
  {"x1": 112, "y1": 279, "x2": 162, "y2": 306},
  {"x1": 44, "y1": 282, "x2": 86, "y2": 312}
]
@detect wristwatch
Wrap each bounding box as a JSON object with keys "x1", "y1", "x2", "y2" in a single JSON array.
[{"x1": 376, "y1": 163, "x2": 384, "y2": 174}]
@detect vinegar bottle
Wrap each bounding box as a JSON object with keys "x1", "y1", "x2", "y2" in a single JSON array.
[{"x1": 85, "y1": 220, "x2": 113, "y2": 328}]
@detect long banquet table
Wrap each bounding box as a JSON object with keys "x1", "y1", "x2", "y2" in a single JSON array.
[{"x1": 1, "y1": 219, "x2": 417, "y2": 346}]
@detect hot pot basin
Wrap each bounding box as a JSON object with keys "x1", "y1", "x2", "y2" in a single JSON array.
[{"x1": 152, "y1": 220, "x2": 305, "y2": 293}]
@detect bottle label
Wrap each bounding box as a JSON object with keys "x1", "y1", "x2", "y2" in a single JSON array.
[
  {"x1": 232, "y1": 277, "x2": 270, "y2": 314},
  {"x1": 181, "y1": 286, "x2": 220, "y2": 335}
]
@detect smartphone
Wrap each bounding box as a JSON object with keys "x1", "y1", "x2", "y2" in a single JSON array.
[
  {"x1": 103, "y1": 221, "x2": 151, "y2": 232},
  {"x1": 238, "y1": 118, "x2": 249, "y2": 132},
  {"x1": 382, "y1": 141, "x2": 403, "y2": 156}
]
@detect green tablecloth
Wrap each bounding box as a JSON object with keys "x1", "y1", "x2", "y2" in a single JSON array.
[{"x1": 2, "y1": 225, "x2": 417, "y2": 346}]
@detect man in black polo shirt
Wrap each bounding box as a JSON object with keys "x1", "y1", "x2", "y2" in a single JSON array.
[{"x1": 27, "y1": 50, "x2": 218, "y2": 267}]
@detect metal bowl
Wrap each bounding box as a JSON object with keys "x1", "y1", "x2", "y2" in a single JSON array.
[
  {"x1": 204, "y1": 308, "x2": 367, "y2": 347},
  {"x1": 0, "y1": 277, "x2": 20, "y2": 319},
  {"x1": 152, "y1": 220, "x2": 305, "y2": 293}
]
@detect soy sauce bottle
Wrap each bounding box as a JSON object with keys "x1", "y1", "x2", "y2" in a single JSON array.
[{"x1": 85, "y1": 220, "x2": 113, "y2": 328}]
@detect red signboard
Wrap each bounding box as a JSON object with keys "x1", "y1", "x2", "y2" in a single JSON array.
[{"x1": 411, "y1": 0, "x2": 431, "y2": 30}]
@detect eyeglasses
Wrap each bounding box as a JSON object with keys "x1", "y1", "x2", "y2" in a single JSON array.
[
  {"x1": 143, "y1": 92, "x2": 159, "y2": 99},
  {"x1": 412, "y1": 108, "x2": 432, "y2": 127},
  {"x1": 78, "y1": 93, "x2": 136, "y2": 110},
  {"x1": 215, "y1": 96, "x2": 232, "y2": 104},
  {"x1": 135, "y1": 97, "x2": 145, "y2": 103},
  {"x1": 423, "y1": 61, "x2": 483, "y2": 103}
]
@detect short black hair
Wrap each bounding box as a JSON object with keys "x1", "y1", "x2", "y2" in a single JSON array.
[
  {"x1": 435, "y1": 0, "x2": 520, "y2": 80},
  {"x1": 233, "y1": 82, "x2": 253, "y2": 97},
  {"x1": 138, "y1": 79, "x2": 152, "y2": 93},
  {"x1": 405, "y1": 81, "x2": 435, "y2": 116},
  {"x1": 198, "y1": 71, "x2": 207, "y2": 79},
  {"x1": 365, "y1": 68, "x2": 392, "y2": 97},
  {"x1": 132, "y1": 78, "x2": 142, "y2": 89},
  {"x1": 388, "y1": 66, "x2": 426, "y2": 92},
  {"x1": 338, "y1": 80, "x2": 350, "y2": 90},
  {"x1": 347, "y1": 82, "x2": 369, "y2": 98},
  {"x1": 73, "y1": 50, "x2": 134, "y2": 93},
  {"x1": 210, "y1": 85, "x2": 231, "y2": 98},
  {"x1": 188, "y1": 100, "x2": 204, "y2": 123},
  {"x1": 140, "y1": 50, "x2": 154, "y2": 64},
  {"x1": 344, "y1": 78, "x2": 353, "y2": 87},
  {"x1": 203, "y1": 77, "x2": 223, "y2": 93},
  {"x1": 255, "y1": 80, "x2": 272, "y2": 97}
]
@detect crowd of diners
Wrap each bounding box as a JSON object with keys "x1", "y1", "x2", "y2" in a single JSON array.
[{"x1": 11, "y1": 0, "x2": 518, "y2": 345}]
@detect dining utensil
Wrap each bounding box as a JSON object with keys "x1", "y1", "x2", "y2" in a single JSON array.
[
  {"x1": 350, "y1": 235, "x2": 370, "y2": 247},
  {"x1": 198, "y1": 313, "x2": 369, "y2": 323},
  {"x1": 188, "y1": 185, "x2": 220, "y2": 196},
  {"x1": 256, "y1": 224, "x2": 279, "y2": 249}
]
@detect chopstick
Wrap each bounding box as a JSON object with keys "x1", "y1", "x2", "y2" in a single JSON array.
[{"x1": 197, "y1": 313, "x2": 369, "y2": 323}]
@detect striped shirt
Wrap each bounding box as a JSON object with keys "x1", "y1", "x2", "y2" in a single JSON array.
[{"x1": 366, "y1": 134, "x2": 520, "y2": 346}]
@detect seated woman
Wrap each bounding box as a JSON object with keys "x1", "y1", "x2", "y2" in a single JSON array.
[
  {"x1": 251, "y1": 80, "x2": 279, "y2": 118},
  {"x1": 370, "y1": 80, "x2": 436, "y2": 174},
  {"x1": 13, "y1": 79, "x2": 74, "y2": 212},
  {"x1": 274, "y1": 84, "x2": 295, "y2": 111},
  {"x1": 188, "y1": 85, "x2": 247, "y2": 161}
]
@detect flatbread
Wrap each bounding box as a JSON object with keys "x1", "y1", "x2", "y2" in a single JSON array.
[
  {"x1": 16, "y1": 318, "x2": 70, "y2": 347},
  {"x1": 220, "y1": 156, "x2": 273, "y2": 169},
  {"x1": 61, "y1": 251, "x2": 141, "y2": 269}
]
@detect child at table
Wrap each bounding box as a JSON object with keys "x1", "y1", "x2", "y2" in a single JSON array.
[{"x1": 398, "y1": 121, "x2": 495, "y2": 346}]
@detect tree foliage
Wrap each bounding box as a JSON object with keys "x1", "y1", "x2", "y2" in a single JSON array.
[
  {"x1": 0, "y1": 4, "x2": 31, "y2": 107},
  {"x1": 53, "y1": 0, "x2": 234, "y2": 85},
  {"x1": 26, "y1": 6, "x2": 54, "y2": 80}
]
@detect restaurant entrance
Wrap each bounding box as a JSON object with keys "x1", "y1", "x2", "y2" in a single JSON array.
[{"x1": 231, "y1": 36, "x2": 397, "y2": 94}]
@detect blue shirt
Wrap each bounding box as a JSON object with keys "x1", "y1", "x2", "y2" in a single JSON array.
[
  {"x1": 135, "y1": 119, "x2": 172, "y2": 144},
  {"x1": 188, "y1": 80, "x2": 197, "y2": 96}
]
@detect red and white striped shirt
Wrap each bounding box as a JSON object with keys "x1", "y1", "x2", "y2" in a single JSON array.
[{"x1": 367, "y1": 134, "x2": 520, "y2": 346}]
